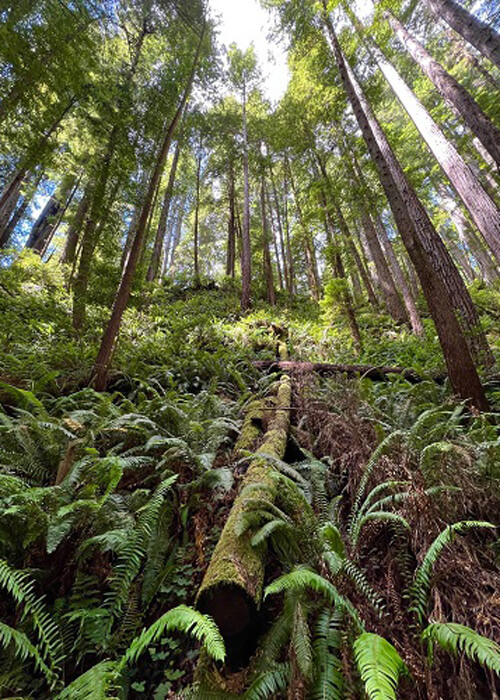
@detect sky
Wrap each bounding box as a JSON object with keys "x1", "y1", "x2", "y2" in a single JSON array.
[{"x1": 208, "y1": 0, "x2": 290, "y2": 103}]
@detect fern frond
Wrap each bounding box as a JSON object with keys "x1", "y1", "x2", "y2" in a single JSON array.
[
  {"x1": 291, "y1": 602, "x2": 313, "y2": 680},
  {"x1": 119, "y1": 605, "x2": 225, "y2": 668},
  {"x1": 55, "y1": 660, "x2": 118, "y2": 699},
  {"x1": 245, "y1": 663, "x2": 290, "y2": 699},
  {"x1": 423, "y1": 622, "x2": 500, "y2": 675},
  {"x1": 311, "y1": 609, "x2": 344, "y2": 700},
  {"x1": 354, "y1": 632, "x2": 407, "y2": 700},
  {"x1": 0, "y1": 559, "x2": 64, "y2": 668},
  {"x1": 0, "y1": 621, "x2": 56, "y2": 687},
  {"x1": 411, "y1": 521, "x2": 495, "y2": 624}
]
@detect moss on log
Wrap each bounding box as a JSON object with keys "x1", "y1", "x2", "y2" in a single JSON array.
[{"x1": 196, "y1": 375, "x2": 292, "y2": 655}]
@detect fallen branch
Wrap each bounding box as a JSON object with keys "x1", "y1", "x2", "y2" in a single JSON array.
[{"x1": 252, "y1": 360, "x2": 446, "y2": 384}]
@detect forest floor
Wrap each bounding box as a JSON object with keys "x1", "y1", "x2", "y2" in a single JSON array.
[{"x1": 0, "y1": 256, "x2": 499, "y2": 698}]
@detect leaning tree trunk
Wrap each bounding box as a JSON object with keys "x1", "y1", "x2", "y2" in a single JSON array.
[
  {"x1": 93, "y1": 23, "x2": 206, "y2": 391},
  {"x1": 386, "y1": 9, "x2": 500, "y2": 170},
  {"x1": 361, "y1": 212, "x2": 408, "y2": 323},
  {"x1": 421, "y1": 0, "x2": 500, "y2": 71},
  {"x1": 322, "y1": 7, "x2": 489, "y2": 409},
  {"x1": 61, "y1": 184, "x2": 91, "y2": 265},
  {"x1": 147, "y1": 137, "x2": 182, "y2": 282}
]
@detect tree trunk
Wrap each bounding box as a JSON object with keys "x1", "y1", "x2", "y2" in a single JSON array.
[
  {"x1": 147, "y1": 137, "x2": 182, "y2": 282},
  {"x1": 287, "y1": 158, "x2": 321, "y2": 300},
  {"x1": 269, "y1": 163, "x2": 290, "y2": 292},
  {"x1": 241, "y1": 82, "x2": 252, "y2": 310},
  {"x1": 226, "y1": 164, "x2": 236, "y2": 278},
  {"x1": 283, "y1": 168, "x2": 295, "y2": 294},
  {"x1": 323, "y1": 8, "x2": 489, "y2": 408},
  {"x1": 261, "y1": 177, "x2": 276, "y2": 305},
  {"x1": 386, "y1": 9, "x2": 500, "y2": 170},
  {"x1": 367, "y1": 37, "x2": 500, "y2": 265},
  {"x1": 61, "y1": 184, "x2": 91, "y2": 265},
  {"x1": 421, "y1": 0, "x2": 500, "y2": 71},
  {"x1": 193, "y1": 147, "x2": 203, "y2": 284},
  {"x1": 438, "y1": 183, "x2": 499, "y2": 284},
  {"x1": 374, "y1": 216, "x2": 424, "y2": 335},
  {"x1": 93, "y1": 22, "x2": 206, "y2": 390},
  {"x1": 166, "y1": 198, "x2": 185, "y2": 275},
  {"x1": 362, "y1": 212, "x2": 408, "y2": 323},
  {"x1": 266, "y1": 187, "x2": 284, "y2": 290}
]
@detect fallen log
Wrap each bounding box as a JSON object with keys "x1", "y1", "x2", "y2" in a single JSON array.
[
  {"x1": 252, "y1": 360, "x2": 447, "y2": 384},
  {"x1": 196, "y1": 374, "x2": 292, "y2": 666}
]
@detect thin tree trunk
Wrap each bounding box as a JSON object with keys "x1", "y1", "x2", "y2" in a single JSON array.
[
  {"x1": 367, "y1": 36, "x2": 500, "y2": 265},
  {"x1": 193, "y1": 147, "x2": 202, "y2": 284},
  {"x1": 269, "y1": 163, "x2": 290, "y2": 292},
  {"x1": 61, "y1": 184, "x2": 91, "y2": 265},
  {"x1": 438, "y1": 184, "x2": 500, "y2": 284},
  {"x1": 362, "y1": 212, "x2": 408, "y2": 322},
  {"x1": 386, "y1": 9, "x2": 500, "y2": 170},
  {"x1": 283, "y1": 169, "x2": 295, "y2": 294},
  {"x1": 261, "y1": 177, "x2": 276, "y2": 305},
  {"x1": 266, "y1": 187, "x2": 284, "y2": 290},
  {"x1": 241, "y1": 82, "x2": 252, "y2": 310},
  {"x1": 93, "y1": 22, "x2": 206, "y2": 390},
  {"x1": 167, "y1": 199, "x2": 185, "y2": 275},
  {"x1": 147, "y1": 137, "x2": 182, "y2": 282},
  {"x1": 40, "y1": 176, "x2": 80, "y2": 258},
  {"x1": 287, "y1": 158, "x2": 321, "y2": 300},
  {"x1": 226, "y1": 164, "x2": 236, "y2": 277},
  {"x1": 421, "y1": 0, "x2": 500, "y2": 71},
  {"x1": 322, "y1": 8, "x2": 489, "y2": 408},
  {"x1": 373, "y1": 216, "x2": 424, "y2": 335},
  {"x1": 0, "y1": 96, "x2": 77, "y2": 213}
]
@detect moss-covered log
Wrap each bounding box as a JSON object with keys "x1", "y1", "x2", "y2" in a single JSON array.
[{"x1": 196, "y1": 375, "x2": 292, "y2": 658}]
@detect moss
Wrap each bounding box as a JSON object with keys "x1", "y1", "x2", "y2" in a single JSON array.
[
  {"x1": 235, "y1": 399, "x2": 266, "y2": 452},
  {"x1": 197, "y1": 376, "x2": 292, "y2": 613}
]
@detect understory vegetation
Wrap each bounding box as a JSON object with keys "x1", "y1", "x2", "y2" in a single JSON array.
[{"x1": 0, "y1": 257, "x2": 499, "y2": 698}]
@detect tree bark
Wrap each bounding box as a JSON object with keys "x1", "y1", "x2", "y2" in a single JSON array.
[
  {"x1": 261, "y1": 177, "x2": 276, "y2": 305},
  {"x1": 241, "y1": 82, "x2": 252, "y2": 310},
  {"x1": 93, "y1": 22, "x2": 206, "y2": 390},
  {"x1": 386, "y1": 9, "x2": 500, "y2": 170},
  {"x1": 226, "y1": 164, "x2": 236, "y2": 277},
  {"x1": 269, "y1": 163, "x2": 290, "y2": 292},
  {"x1": 193, "y1": 145, "x2": 203, "y2": 284},
  {"x1": 421, "y1": 0, "x2": 500, "y2": 71},
  {"x1": 367, "y1": 37, "x2": 500, "y2": 265},
  {"x1": 322, "y1": 8, "x2": 489, "y2": 409},
  {"x1": 61, "y1": 184, "x2": 91, "y2": 265},
  {"x1": 147, "y1": 137, "x2": 182, "y2": 282}
]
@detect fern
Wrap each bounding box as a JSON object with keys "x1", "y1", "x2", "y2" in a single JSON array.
[
  {"x1": 118, "y1": 605, "x2": 225, "y2": 668},
  {"x1": 422, "y1": 622, "x2": 500, "y2": 675},
  {"x1": 411, "y1": 521, "x2": 495, "y2": 624},
  {"x1": 0, "y1": 559, "x2": 64, "y2": 669},
  {"x1": 291, "y1": 601, "x2": 313, "y2": 679},
  {"x1": 354, "y1": 632, "x2": 407, "y2": 700},
  {"x1": 0, "y1": 621, "x2": 56, "y2": 688},
  {"x1": 265, "y1": 568, "x2": 363, "y2": 629},
  {"x1": 245, "y1": 663, "x2": 290, "y2": 699},
  {"x1": 311, "y1": 609, "x2": 344, "y2": 700},
  {"x1": 55, "y1": 660, "x2": 118, "y2": 699},
  {"x1": 105, "y1": 474, "x2": 177, "y2": 616}
]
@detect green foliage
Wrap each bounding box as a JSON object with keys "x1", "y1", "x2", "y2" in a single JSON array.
[
  {"x1": 422, "y1": 622, "x2": 500, "y2": 676},
  {"x1": 119, "y1": 606, "x2": 226, "y2": 667},
  {"x1": 353, "y1": 632, "x2": 407, "y2": 700},
  {"x1": 411, "y1": 521, "x2": 496, "y2": 624}
]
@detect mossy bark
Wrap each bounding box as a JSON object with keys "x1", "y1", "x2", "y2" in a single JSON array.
[{"x1": 196, "y1": 375, "x2": 292, "y2": 643}]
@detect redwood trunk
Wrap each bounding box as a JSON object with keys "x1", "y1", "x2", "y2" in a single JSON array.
[{"x1": 323, "y1": 10, "x2": 488, "y2": 409}]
